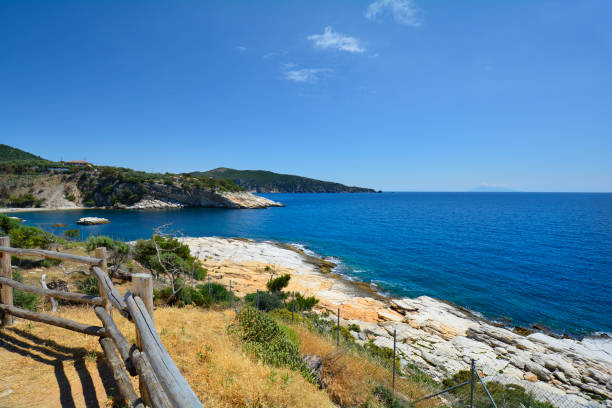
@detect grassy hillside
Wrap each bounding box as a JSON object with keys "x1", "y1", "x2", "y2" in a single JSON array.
[
  {"x1": 0, "y1": 144, "x2": 45, "y2": 162},
  {"x1": 195, "y1": 167, "x2": 376, "y2": 193}
]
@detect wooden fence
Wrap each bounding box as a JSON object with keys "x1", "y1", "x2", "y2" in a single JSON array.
[{"x1": 0, "y1": 236, "x2": 203, "y2": 408}]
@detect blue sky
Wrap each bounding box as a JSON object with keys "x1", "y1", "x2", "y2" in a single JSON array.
[{"x1": 1, "y1": 1, "x2": 611, "y2": 192}]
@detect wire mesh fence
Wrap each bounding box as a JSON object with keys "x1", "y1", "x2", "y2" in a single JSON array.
[{"x1": 408, "y1": 359, "x2": 607, "y2": 408}]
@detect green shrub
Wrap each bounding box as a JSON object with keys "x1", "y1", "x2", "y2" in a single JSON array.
[
  {"x1": 373, "y1": 385, "x2": 406, "y2": 408},
  {"x1": 286, "y1": 292, "x2": 319, "y2": 311},
  {"x1": 64, "y1": 229, "x2": 80, "y2": 241},
  {"x1": 348, "y1": 323, "x2": 361, "y2": 332},
  {"x1": 266, "y1": 274, "x2": 291, "y2": 293},
  {"x1": 155, "y1": 281, "x2": 233, "y2": 307},
  {"x1": 7, "y1": 193, "x2": 38, "y2": 207},
  {"x1": 77, "y1": 276, "x2": 100, "y2": 296},
  {"x1": 230, "y1": 306, "x2": 315, "y2": 383},
  {"x1": 85, "y1": 235, "x2": 133, "y2": 276},
  {"x1": 0, "y1": 214, "x2": 21, "y2": 234},
  {"x1": 12, "y1": 271, "x2": 40, "y2": 310},
  {"x1": 442, "y1": 371, "x2": 555, "y2": 408},
  {"x1": 364, "y1": 340, "x2": 400, "y2": 371},
  {"x1": 133, "y1": 236, "x2": 205, "y2": 280},
  {"x1": 9, "y1": 226, "x2": 54, "y2": 249},
  {"x1": 65, "y1": 194, "x2": 75, "y2": 202},
  {"x1": 269, "y1": 307, "x2": 305, "y2": 324},
  {"x1": 245, "y1": 291, "x2": 284, "y2": 312}
]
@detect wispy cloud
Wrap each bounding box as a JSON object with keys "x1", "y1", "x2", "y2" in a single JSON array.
[
  {"x1": 365, "y1": 0, "x2": 420, "y2": 26},
  {"x1": 237, "y1": 46, "x2": 247, "y2": 52},
  {"x1": 307, "y1": 26, "x2": 365, "y2": 53},
  {"x1": 282, "y1": 64, "x2": 330, "y2": 83}
]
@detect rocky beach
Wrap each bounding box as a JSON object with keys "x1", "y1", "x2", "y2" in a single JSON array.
[{"x1": 181, "y1": 237, "x2": 612, "y2": 407}]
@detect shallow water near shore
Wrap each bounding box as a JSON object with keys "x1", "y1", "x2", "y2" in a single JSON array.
[{"x1": 8, "y1": 192, "x2": 612, "y2": 336}]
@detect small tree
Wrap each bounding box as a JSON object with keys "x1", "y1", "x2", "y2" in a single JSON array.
[
  {"x1": 133, "y1": 228, "x2": 205, "y2": 303},
  {"x1": 267, "y1": 274, "x2": 291, "y2": 293}
]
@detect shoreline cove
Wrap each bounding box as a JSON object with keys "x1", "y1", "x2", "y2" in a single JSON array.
[{"x1": 180, "y1": 236, "x2": 612, "y2": 407}]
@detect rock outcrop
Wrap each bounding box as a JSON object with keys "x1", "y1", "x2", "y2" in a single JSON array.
[
  {"x1": 182, "y1": 237, "x2": 612, "y2": 408},
  {"x1": 76, "y1": 217, "x2": 110, "y2": 225}
]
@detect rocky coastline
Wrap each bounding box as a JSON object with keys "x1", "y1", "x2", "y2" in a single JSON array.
[{"x1": 181, "y1": 237, "x2": 612, "y2": 407}]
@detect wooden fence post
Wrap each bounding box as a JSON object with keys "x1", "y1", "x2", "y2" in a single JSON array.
[
  {"x1": 94, "y1": 247, "x2": 112, "y2": 315},
  {"x1": 0, "y1": 236, "x2": 13, "y2": 327},
  {"x1": 132, "y1": 273, "x2": 154, "y2": 322},
  {"x1": 133, "y1": 273, "x2": 154, "y2": 406}
]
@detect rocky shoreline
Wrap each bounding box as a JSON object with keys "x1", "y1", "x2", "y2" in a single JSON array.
[
  {"x1": 0, "y1": 191, "x2": 283, "y2": 213},
  {"x1": 181, "y1": 237, "x2": 612, "y2": 407}
]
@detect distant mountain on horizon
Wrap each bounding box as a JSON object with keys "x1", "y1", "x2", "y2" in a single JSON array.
[{"x1": 193, "y1": 167, "x2": 376, "y2": 193}]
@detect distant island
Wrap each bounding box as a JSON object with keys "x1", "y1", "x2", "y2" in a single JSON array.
[
  {"x1": 0, "y1": 144, "x2": 374, "y2": 211},
  {"x1": 193, "y1": 167, "x2": 376, "y2": 193},
  {"x1": 469, "y1": 185, "x2": 519, "y2": 193}
]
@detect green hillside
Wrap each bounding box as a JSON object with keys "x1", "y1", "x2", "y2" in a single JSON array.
[
  {"x1": 194, "y1": 168, "x2": 375, "y2": 193},
  {"x1": 0, "y1": 144, "x2": 45, "y2": 162}
]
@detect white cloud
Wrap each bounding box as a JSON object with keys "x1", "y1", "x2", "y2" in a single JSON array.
[
  {"x1": 365, "y1": 0, "x2": 420, "y2": 26},
  {"x1": 282, "y1": 65, "x2": 330, "y2": 83},
  {"x1": 237, "y1": 46, "x2": 247, "y2": 52},
  {"x1": 307, "y1": 26, "x2": 365, "y2": 53}
]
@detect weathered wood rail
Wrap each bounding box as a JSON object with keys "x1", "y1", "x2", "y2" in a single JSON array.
[{"x1": 0, "y1": 237, "x2": 203, "y2": 408}]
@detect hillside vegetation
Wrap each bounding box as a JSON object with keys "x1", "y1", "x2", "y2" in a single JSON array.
[
  {"x1": 0, "y1": 145, "x2": 243, "y2": 208},
  {"x1": 195, "y1": 167, "x2": 376, "y2": 193}
]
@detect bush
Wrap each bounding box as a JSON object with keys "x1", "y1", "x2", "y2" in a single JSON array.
[
  {"x1": 286, "y1": 292, "x2": 319, "y2": 311},
  {"x1": 133, "y1": 236, "x2": 205, "y2": 280},
  {"x1": 442, "y1": 371, "x2": 555, "y2": 408},
  {"x1": 155, "y1": 281, "x2": 234, "y2": 307},
  {"x1": 266, "y1": 274, "x2": 291, "y2": 292},
  {"x1": 7, "y1": 193, "x2": 38, "y2": 207},
  {"x1": 230, "y1": 306, "x2": 315, "y2": 383},
  {"x1": 245, "y1": 291, "x2": 284, "y2": 312},
  {"x1": 64, "y1": 229, "x2": 80, "y2": 241},
  {"x1": 9, "y1": 226, "x2": 54, "y2": 249},
  {"x1": 77, "y1": 276, "x2": 100, "y2": 296},
  {"x1": 364, "y1": 340, "x2": 400, "y2": 371},
  {"x1": 85, "y1": 236, "x2": 130, "y2": 264},
  {"x1": 348, "y1": 323, "x2": 361, "y2": 332},
  {"x1": 12, "y1": 271, "x2": 40, "y2": 310},
  {"x1": 0, "y1": 214, "x2": 21, "y2": 234},
  {"x1": 373, "y1": 385, "x2": 405, "y2": 408}
]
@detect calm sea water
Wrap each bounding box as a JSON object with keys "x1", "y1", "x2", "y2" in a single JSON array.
[{"x1": 9, "y1": 193, "x2": 612, "y2": 336}]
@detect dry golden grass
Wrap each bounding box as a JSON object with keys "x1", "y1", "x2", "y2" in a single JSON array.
[
  {"x1": 292, "y1": 324, "x2": 441, "y2": 408},
  {"x1": 0, "y1": 305, "x2": 333, "y2": 408}
]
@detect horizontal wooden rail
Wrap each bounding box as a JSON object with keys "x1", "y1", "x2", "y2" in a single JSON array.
[
  {"x1": 126, "y1": 294, "x2": 203, "y2": 408},
  {"x1": 0, "y1": 303, "x2": 106, "y2": 336},
  {"x1": 0, "y1": 246, "x2": 103, "y2": 266},
  {"x1": 0, "y1": 276, "x2": 105, "y2": 306},
  {"x1": 95, "y1": 306, "x2": 173, "y2": 408},
  {"x1": 91, "y1": 266, "x2": 129, "y2": 314}
]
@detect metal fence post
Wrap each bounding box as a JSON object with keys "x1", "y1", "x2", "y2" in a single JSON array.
[
  {"x1": 470, "y1": 359, "x2": 475, "y2": 408},
  {"x1": 0, "y1": 236, "x2": 13, "y2": 327},
  {"x1": 337, "y1": 307, "x2": 340, "y2": 347},
  {"x1": 392, "y1": 328, "x2": 397, "y2": 391},
  {"x1": 291, "y1": 291, "x2": 295, "y2": 323}
]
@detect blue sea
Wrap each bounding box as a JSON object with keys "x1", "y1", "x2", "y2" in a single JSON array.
[{"x1": 8, "y1": 193, "x2": 612, "y2": 337}]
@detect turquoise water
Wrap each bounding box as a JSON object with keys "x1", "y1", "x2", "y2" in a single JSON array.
[{"x1": 9, "y1": 192, "x2": 612, "y2": 336}]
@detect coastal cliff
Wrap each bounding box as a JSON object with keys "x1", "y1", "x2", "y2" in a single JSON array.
[
  {"x1": 0, "y1": 173, "x2": 282, "y2": 211},
  {"x1": 0, "y1": 144, "x2": 283, "y2": 210}
]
